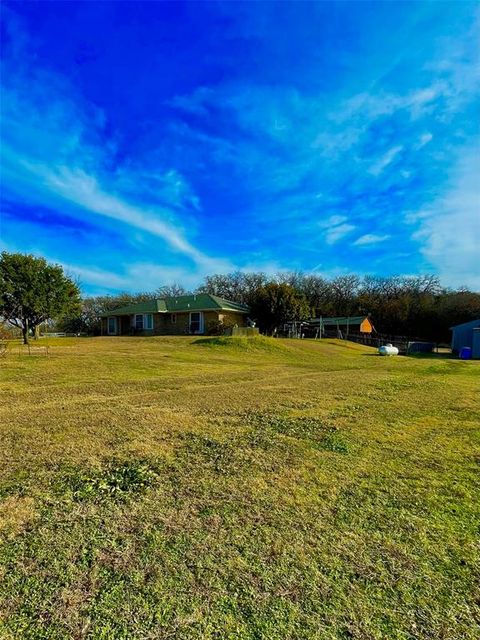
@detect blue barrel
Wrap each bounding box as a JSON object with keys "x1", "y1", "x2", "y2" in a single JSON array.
[{"x1": 459, "y1": 347, "x2": 472, "y2": 360}]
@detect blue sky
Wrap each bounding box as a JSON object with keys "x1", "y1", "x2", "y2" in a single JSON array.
[{"x1": 1, "y1": 1, "x2": 479, "y2": 294}]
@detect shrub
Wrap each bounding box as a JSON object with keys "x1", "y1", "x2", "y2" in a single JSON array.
[{"x1": 206, "y1": 319, "x2": 226, "y2": 335}]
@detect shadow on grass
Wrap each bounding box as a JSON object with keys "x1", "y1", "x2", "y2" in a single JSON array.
[
  {"x1": 360, "y1": 352, "x2": 457, "y2": 360},
  {"x1": 405, "y1": 351, "x2": 455, "y2": 360}
]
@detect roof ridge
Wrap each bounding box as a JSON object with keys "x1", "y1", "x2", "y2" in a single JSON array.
[
  {"x1": 101, "y1": 292, "x2": 249, "y2": 316},
  {"x1": 158, "y1": 292, "x2": 210, "y2": 300},
  {"x1": 209, "y1": 292, "x2": 248, "y2": 305}
]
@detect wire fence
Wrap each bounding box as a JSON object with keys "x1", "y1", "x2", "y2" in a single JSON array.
[{"x1": 280, "y1": 323, "x2": 446, "y2": 355}]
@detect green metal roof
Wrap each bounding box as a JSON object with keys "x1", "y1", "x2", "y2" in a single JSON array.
[
  {"x1": 309, "y1": 316, "x2": 368, "y2": 326},
  {"x1": 100, "y1": 300, "x2": 164, "y2": 316},
  {"x1": 101, "y1": 294, "x2": 249, "y2": 317}
]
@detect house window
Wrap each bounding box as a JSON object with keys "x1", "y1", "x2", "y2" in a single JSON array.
[
  {"x1": 189, "y1": 311, "x2": 204, "y2": 334},
  {"x1": 170, "y1": 313, "x2": 177, "y2": 324},
  {"x1": 107, "y1": 317, "x2": 117, "y2": 335},
  {"x1": 134, "y1": 314, "x2": 153, "y2": 330}
]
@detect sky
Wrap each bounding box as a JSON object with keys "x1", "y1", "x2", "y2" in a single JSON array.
[{"x1": 1, "y1": 1, "x2": 479, "y2": 295}]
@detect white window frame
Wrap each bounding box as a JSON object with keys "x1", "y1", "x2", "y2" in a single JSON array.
[
  {"x1": 107, "y1": 317, "x2": 117, "y2": 335},
  {"x1": 134, "y1": 314, "x2": 153, "y2": 331},
  {"x1": 145, "y1": 314, "x2": 153, "y2": 330},
  {"x1": 189, "y1": 311, "x2": 204, "y2": 334}
]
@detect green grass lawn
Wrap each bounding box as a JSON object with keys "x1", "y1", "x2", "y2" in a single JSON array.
[{"x1": 0, "y1": 336, "x2": 479, "y2": 639}]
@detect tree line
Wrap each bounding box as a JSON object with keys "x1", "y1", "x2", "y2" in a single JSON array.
[
  {"x1": 1, "y1": 252, "x2": 479, "y2": 344},
  {"x1": 65, "y1": 271, "x2": 479, "y2": 342}
]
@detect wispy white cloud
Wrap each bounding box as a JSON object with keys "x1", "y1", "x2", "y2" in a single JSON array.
[
  {"x1": 413, "y1": 144, "x2": 480, "y2": 289},
  {"x1": 325, "y1": 223, "x2": 356, "y2": 245},
  {"x1": 369, "y1": 146, "x2": 403, "y2": 176},
  {"x1": 0, "y1": 20, "x2": 226, "y2": 274},
  {"x1": 316, "y1": 215, "x2": 356, "y2": 245},
  {"x1": 62, "y1": 264, "x2": 133, "y2": 290},
  {"x1": 416, "y1": 132, "x2": 433, "y2": 149},
  {"x1": 41, "y1": 166, "x2": 207, "y2": 262},
  {"x1": 53, "y1": 258, "x2": 219, "y2": 294},
  {"x1": 167, "y1": 87, "x2": 216, "y2": 117},
  {"x1": 353, "y1": 234, "x2": 390, "y2": 246},
  {"x1": 318, "y1": 215, "x2": 348, "y2": 229},
  {"x1": 4, "y1": 144, "x2": 231, "y2": 271}
]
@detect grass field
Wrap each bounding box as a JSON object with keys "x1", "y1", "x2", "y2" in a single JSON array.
[{"x1": 0, "y1": 335, "x2": 479, "y2": 639}]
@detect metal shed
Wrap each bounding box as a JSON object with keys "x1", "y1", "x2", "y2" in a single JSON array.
[
  {"x1": 450, "y1": 318, "x2": 480, "y2": 358},
  {"x1": 309, "y1": 316, "x2": 374, "y2": 337}
]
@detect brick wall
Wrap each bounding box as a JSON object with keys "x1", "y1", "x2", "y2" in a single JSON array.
[{"x1": 102, "y1": 310, "x2": 249, "y2": 336}]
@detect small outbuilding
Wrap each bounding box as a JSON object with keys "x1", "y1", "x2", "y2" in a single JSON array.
[
  {"x1": 309, "y1": 316, "x2": 374, "y2": 338},
  {"x1": 450, "y1": 318, "x2": 480, "y2": 358}
]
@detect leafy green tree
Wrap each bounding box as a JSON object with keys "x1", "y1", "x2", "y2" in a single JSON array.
[
  {"x1": 250, "y1": 283, "x2": 311, "y2": 334},
  {"x1": 0, "y1": 252, "x2": 81, "y2": 344}
]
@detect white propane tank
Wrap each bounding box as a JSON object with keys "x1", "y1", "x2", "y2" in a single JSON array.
[{"x1": 378, "y1": 343, "x2": 399, "y2": 356}]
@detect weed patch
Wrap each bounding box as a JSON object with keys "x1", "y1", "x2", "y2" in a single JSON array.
[
  {"x1": 178, "y1": 432, "x2": 247, "y2": 475},
  {"x1": 321, "y1": 431, "x2": 350, "y2": 453},
  {"x1": 242, "y1": 412, "x2": 352, "y2": 454},
  {"x1": 65, "y1": 460, "x2": 159, "y2": 502}
]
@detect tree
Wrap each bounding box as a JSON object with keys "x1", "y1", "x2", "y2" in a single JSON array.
[
  {"x1": 0, "y1": 252, "x2": 81, "y2": 344},
  {"x1": 250, "y1": 283, "x2": 311, "y2": 334},
  {"x1": 197, "y1": 271, "x2": 269, "y2": 306},
  {"x1": 156, "y1": 283, "x2": 190, "y2": 297}
]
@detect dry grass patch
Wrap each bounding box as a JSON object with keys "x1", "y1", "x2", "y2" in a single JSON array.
[{"x1": 0, "y1": 496, "x2": 37, "y2": 540}]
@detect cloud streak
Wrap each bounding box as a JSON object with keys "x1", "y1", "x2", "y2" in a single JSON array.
[
  {"x1": 325, "y1": 223, "x2": 356, "y2": 245},
  {"x1": 0, "y1": 15, "x2": 228, "y2": 273},
  {"x1": 353, "y1": 234, "x2": 390, "y2": 246}
]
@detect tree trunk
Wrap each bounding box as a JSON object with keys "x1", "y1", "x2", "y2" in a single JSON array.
[{"x1": 22, "y1": 318, "x2": 30, "y2": 345}]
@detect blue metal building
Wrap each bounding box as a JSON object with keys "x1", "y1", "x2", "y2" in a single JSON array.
[{"x1": 450, "y1": 318, "x2": 480, "y2": 358}]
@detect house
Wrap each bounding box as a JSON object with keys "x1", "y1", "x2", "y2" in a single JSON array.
[
  {"x1": 100, "y1": 294, "x2": 249, "y2": 336},
  {"x1": 450, "y1": 318, "x2": 480, "y2": 358}
]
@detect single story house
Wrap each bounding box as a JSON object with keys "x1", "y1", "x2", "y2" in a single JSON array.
[
  {"x1": 100, "y1": 293, "x2": 250, "y2": 336},
  {"x1": 450, "y1": 318, "x2": 480, "y2": 358}
]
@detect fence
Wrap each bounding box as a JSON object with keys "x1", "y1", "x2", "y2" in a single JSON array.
[
  {"x1": 335, "y1": 333, "x2": 439, "y2": 354},
  {"x1": 41, "y1": 332, "x2": 85, "y2": 338},
  {"x1": 280, "y1": 324, "x2": 442, "y2": 355}
]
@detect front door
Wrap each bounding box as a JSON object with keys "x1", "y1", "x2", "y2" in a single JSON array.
[
  {"x1": 107, "y1": 317, "x2": 117, "y2": 335},
  {"x1": 189, "y1": 311, "x2": 204, "y2": 334}
]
